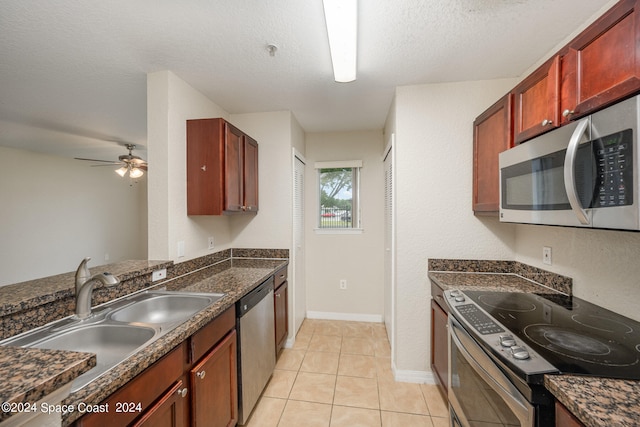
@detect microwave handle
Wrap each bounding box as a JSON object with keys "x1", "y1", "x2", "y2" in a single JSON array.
[{"x1": 564, "y1": 118, "x2": 590, "y2": 225}]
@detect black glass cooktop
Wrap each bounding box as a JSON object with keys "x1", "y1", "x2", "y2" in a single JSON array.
[{"x1": 462, "y1": 290, "x2": 640, "y2": 380}]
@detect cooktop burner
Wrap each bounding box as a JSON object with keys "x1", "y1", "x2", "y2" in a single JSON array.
[{"x1": 452, "y1": 290, "x2": 640, "y2": 380}]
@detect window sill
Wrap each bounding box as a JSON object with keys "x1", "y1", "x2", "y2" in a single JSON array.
[{"x1": 314, "y1": 228, "x2": 364, "y2": 235}]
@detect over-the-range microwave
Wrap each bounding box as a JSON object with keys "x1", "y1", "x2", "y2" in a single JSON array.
[{"x1": 499, "y1": 94, "x2": 640, "y2": 231}]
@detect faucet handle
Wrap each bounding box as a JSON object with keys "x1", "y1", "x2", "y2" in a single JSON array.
[{"x1": 75, "y1": 257, "x2": 92, "y2": 290}]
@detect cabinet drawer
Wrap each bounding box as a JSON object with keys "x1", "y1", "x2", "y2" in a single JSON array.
[
  {"x1": 190, "y1": 306, "x2": 236, "y2": 363},
  {"x1": 274, "y1": 266, "x2": 288, "y2": 289},
  {"x1": 75, "y1": 343, "x2": 187, "y2": 427}
]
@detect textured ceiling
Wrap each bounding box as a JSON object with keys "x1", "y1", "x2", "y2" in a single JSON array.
[{"x1": 0, "y1": 0, "x2": 612, "y2": 160}]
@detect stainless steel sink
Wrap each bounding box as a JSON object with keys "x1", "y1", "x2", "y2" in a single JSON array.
[
  {"x1": 111, "y1": 292, "x2": 224, "y2": 324},
  {"x1": 0, "y1": 289, "x2": 225, "y2": 392},
  {"x1": 31, "y1": 324, "x2": 157, "y2": 389}
]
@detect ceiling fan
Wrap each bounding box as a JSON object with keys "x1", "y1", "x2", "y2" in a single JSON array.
[{"x1": 75, "y1": 144, "x2": 148, "y2": 178}]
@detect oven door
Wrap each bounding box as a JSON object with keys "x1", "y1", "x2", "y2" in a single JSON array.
[{"x1": 448, "y1": 315, "x2": 535, "y2": 427}]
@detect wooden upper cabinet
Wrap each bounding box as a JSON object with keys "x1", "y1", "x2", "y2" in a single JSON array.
[
  {"x1": 242, "y1": 136, "x2": 259, "y2": 213},
  {"x1": 187, "y1": 118, "x2": 259, "y2": 215},
  {"x1": 513, "y1": 56, "x2": 561, "y2": 144},
  {"x1": 562, "y1": 0, "x2": 640, "y2": 120},
  {"x1": 473, "y1": 93, "x2": 513, "y2": 214}
]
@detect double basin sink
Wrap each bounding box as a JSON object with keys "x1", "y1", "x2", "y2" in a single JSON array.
[{"x1": 1, "y1": 290, "x2": 225, "y2": 391}]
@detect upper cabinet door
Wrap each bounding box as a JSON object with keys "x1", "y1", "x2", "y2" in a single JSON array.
[
  {"x1": 223, "y1": 123, "x2": 245, "y2": 213},
  {"x1": 513, "y1": 55, "x2": 561, "y2": 144},
  {"x1": 243, "y1": 136, "x2": 259, "y2": 213},
  {"x1": 562, "y1": 0, "x2": 640, "y2": 120},
  {"x1": 473, "y1": 93, "x2": 513, "y2": 214}
]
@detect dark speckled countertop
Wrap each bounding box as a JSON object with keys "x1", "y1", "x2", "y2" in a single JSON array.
[
  {"x1": 429, "y1": 259, "x2": 640, "y2": 427},
  {"x1": 545, "y1": 375, "x2": 640, "y2": 427},
  {"x1": 0, "y1": 250, "x2": 287, "y2": 426}
]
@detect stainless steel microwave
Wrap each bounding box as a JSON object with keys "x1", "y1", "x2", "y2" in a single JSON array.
[{"x1": 499, "y1": 95, "x2": 640, "y2": 231}]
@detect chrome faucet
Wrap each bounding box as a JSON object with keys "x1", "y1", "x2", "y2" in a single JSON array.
[{"x1": 74, "y1": 257, "x2": 119, "y2": 319}]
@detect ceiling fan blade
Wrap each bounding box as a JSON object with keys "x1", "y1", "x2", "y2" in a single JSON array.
[
  {"x1": 74, "y1": 157, "x2": 119, "y2": 163},
  {"x1": 90, "y1": 163, "x2": 124, "y2": 167}
]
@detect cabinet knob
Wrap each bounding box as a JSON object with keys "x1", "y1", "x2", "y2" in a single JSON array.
[
  {"x1": 562, "y1": 109, "x2": 575, "y2": 118},
  {"x1": 541, "y1": 119, "x2": 553, "y2": 126},
  {"x1": 177, "y1": 387, "x2": 188, "y2": 398},
  {"x1": 196, "y1": 370, "x2": 206, "y2": 379},
  {"x1": 201, "y1": 165, "x2": 207, "y2": 171}
]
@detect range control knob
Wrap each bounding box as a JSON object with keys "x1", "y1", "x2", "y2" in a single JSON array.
[
  {"x1": 454, "y1": 295, "x2": 466, "y2": 303},
  {"x1": 499, "y1": 335, "x2": 516, "y2": 348},
  {"x1": 450, "y1": 290, "x2": 462, "y2": 297},
  {"x1": 510, "y1": 346, "x2": 530, "y2": 360}
]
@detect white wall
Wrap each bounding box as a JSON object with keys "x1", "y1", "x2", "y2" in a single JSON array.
[
  {"x1": 304, "y1": 131, "x2": 385, "y2": 319},
  {"x1": 0, "y1": 146, "x2": 147, "y2": 285},
  {"x1": 390, "y1": 79, "x2": 518, "y2": 376},
  {"x1": 147, "y1": 70, "x2": 233, "y2": 261},
  {"x1": 229, "y1": 111, "x2": 300, "y2": 250}
]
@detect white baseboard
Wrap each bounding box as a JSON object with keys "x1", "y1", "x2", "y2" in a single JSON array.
[
  {"x1": 391, "y1": 359, "x2": 437, "y2": 384},
  {"x1": 306, "y1": 311, "x2": 384, "y2": 323}
]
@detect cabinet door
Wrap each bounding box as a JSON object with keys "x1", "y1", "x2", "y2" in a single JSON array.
[
  {"x1": 243, "y1": 136, "x2": 259, "y2": 213},
  {"x1": 513, "y1": 55, "x2": 561, "y2": 143},
  {"x1": 473, "y1": 93, "x2": 513, "y2": 213},
  {"x1": 191, "y1": 330, "x2": 238, "y2": 427},
  {"x1": 186, "y1": 118, "x2": 225, "y2": 215},
  {"x1": 431, "y1": 299, "x2": 448, "y2": 393},
  {"x1": 131, "y1": 380, "x2": 188, "y2": 427},
  {"x1": 74, "y1": 343, "x2": 187, "y2": 427},
  {"x1": 563, "y1": 0, "x2": 640, "y2": 119},
  {"x1": 274, "y1": 281, "x2": 288, "y2": 354},
  {"x1": 224, "y1": 123, "x2": 245, "y2": 212},
  {"x1": 555, "y1": 401, "x2": 585, "y2": 427}
]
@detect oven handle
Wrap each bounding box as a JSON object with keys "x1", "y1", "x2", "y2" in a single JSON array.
[
  {"x1": 564, "y1": 117, "x2": 590, "y2": 225},
  {"x1": 449, "y1": 316, "x2": 534, "y2": 427}
]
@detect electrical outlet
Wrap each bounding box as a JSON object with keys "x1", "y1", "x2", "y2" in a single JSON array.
[
  {"x1": 207, "y1": 236, "x2": 215, "y2": 250},
  {"x1": 177, "y1": 241, "x2": 185, "y2": 258},
  {"x1": 339, "y1": 279, "x2": 347, "y2": 290},
  {"x1": 152, "y1": 268, "x2": 167, "y2": 281},
  {"x1": 543, "y1": 246, "x2": 552, "y2": 265}
]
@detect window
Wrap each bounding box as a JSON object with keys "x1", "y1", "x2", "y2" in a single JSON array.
[{"x1": 316, "y1": 160, "x2": 361, "y2": 231}]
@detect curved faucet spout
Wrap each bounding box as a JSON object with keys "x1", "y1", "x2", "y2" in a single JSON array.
[{"x1": 74, "y1": 258, "x2": 120, "y2": 319}]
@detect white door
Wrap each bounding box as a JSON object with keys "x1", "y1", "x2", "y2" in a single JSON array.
[
  {"x1": 293, "y1": 151, "x2": 306, "y2": 335},
  {"x1": 383, "y1": 136, "x2": 395, "y2": 357}
]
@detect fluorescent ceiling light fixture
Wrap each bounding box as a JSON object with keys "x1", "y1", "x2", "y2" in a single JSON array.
[{"x1": 322, "y1": 0, "x2": 357, "y2": 82}]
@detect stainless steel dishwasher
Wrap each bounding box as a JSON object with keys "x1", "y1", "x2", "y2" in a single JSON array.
[{"x1": 236, "y1": 277, "x2": 276, "y2": 425}]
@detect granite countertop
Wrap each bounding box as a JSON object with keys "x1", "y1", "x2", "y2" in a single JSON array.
[
  {"x1": 0, "y1": 257, "x2": 287, "y2": 426},
  {"x1": 0, "y1": 347, "x2": 95, "y2": 416},
  {"x1": 0, "y1": 260, "x2": 173, "y2": 316},
  {"x1": 545, "y1": 375, "x2": 640, "y2": 427},
  {"x1": 429, "y1": 259, "x2": 639, "y2": 427}
]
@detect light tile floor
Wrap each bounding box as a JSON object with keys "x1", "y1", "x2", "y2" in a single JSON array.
[{"x1": 245, "y1": 319, "x2": 449, "y2": 427}]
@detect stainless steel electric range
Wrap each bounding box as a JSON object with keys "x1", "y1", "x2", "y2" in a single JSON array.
[{"x1": 444, "y1": 289, "x2": 640, "y2": 427}]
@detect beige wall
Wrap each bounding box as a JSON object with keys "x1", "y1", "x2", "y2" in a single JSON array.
[
  {"x1": 147, "y1": 70, "x2": 233, "y2": 261},
  {"x1": 389, "y1": 79, "x2": 518, "y2": 378},
  {"x1": 304, "y1": 131, "x2": 385, "y2": 319},
  {"x1": 0, "y1": 146, "x2": 147, "y2": 285},
  {"x1": 229, "y1": 111, "x2": 302, "y2": 250}
]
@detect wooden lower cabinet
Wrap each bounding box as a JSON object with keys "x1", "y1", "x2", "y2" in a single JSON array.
[
  {"x1": 273, "y1": 265, "x2": 288, "y2": 356},
  {"x1": 132, "y1": 380, "x2": 187, "y2": 427},
  {"x1": 73, "y1": 307, "x2": 237, "y2": 427},
  {"x1": 191, "y1": 330, "x2": 237, "y2": 427},
  {"x1": 555, "y1": 401, "x2": 585, "y2": 427},
  {"x1": 274, "y1": 281, "x2": 288, "y2": 355},
  {"x1": 431, "y1": 298, "x2": 449, "y2": 393}
]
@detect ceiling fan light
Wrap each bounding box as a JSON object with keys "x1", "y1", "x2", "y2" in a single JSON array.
[
  {"x1": 129, "y1": 167, "x2": 144, "y2": 179},
  {"x1": 115, "y1": 166, "x2": 128, "y2": 177},
  {"x1": 322, "y1": 0, "x2": 358, "y2": 83}
]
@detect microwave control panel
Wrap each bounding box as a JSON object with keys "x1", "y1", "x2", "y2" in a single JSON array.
[{"x1": 593, "y1": 128, "x2": 633, "y2": 208}]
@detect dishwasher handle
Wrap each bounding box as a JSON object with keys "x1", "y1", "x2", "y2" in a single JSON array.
[{"x1": 237, "y1": 277, "x2": 274, "y2": 317}]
